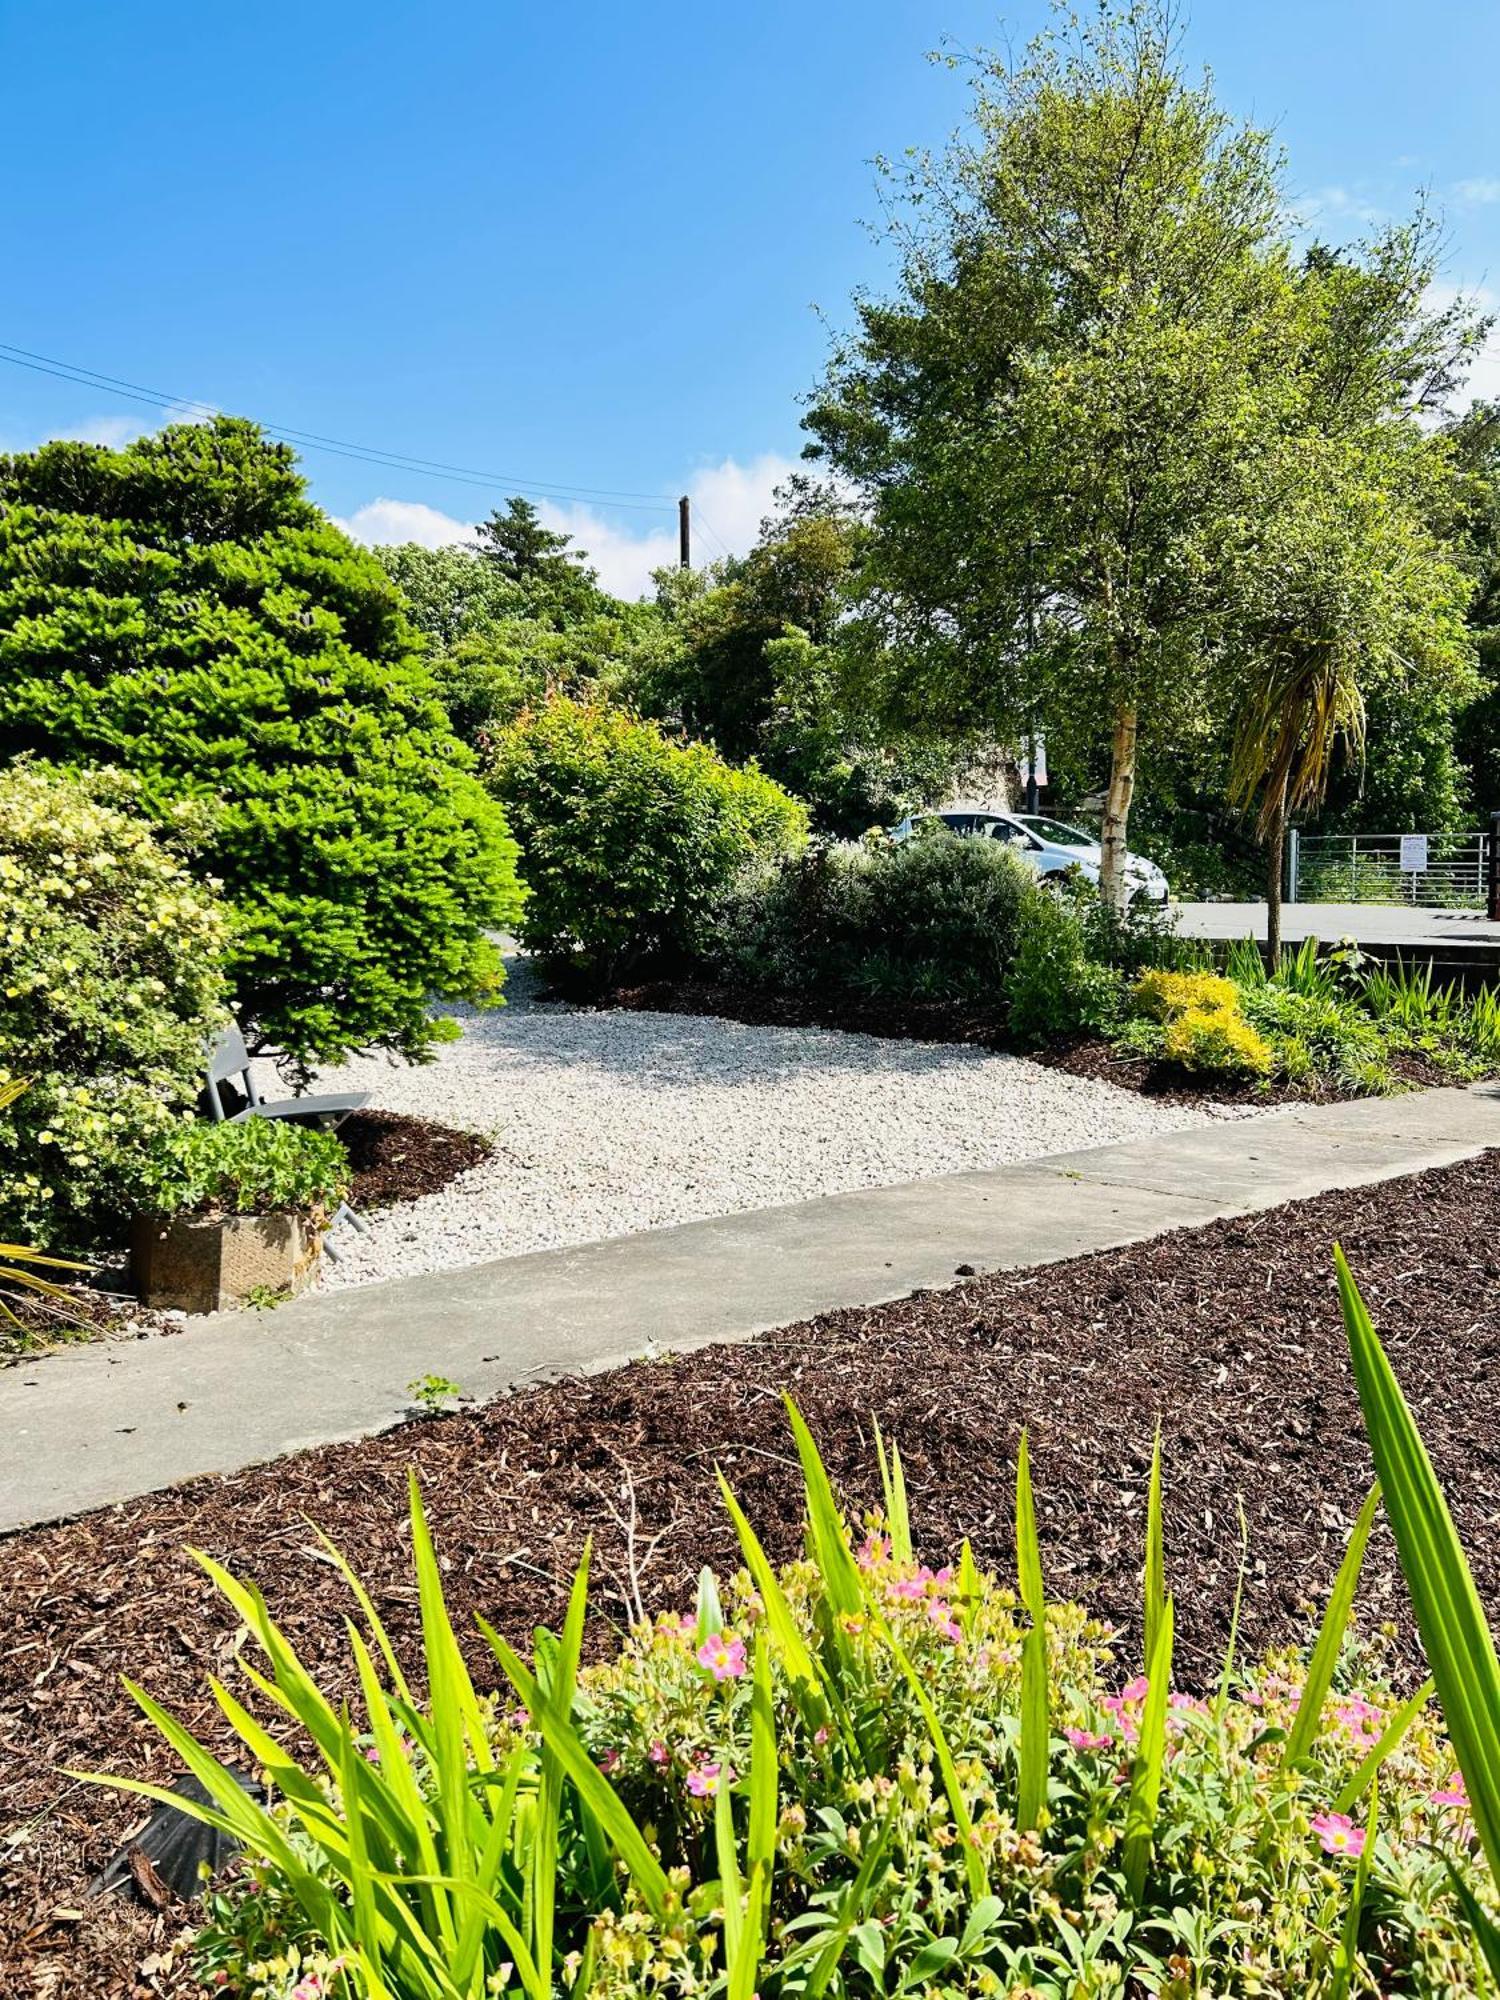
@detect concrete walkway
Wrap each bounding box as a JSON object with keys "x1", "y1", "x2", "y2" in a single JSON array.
[{"x1": 4, "y1": 1084, "x2": 1498, "y2": 1534}]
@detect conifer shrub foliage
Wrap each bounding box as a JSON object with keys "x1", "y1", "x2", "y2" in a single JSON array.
[
  {"x1": 488, "y1": 697, "x2": 808, "y2": 979},
  {"x1": 0, "y1": 763, "x2": 228, "y2": 1247},
  {"x1": 0, "y1": 419, "x2": 524, "y2": 1071}
]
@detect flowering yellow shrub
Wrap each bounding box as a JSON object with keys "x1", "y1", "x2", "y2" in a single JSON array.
[
  {"x1": 0, "y1": 763, "x2": 227, "y2": 1246},
  {"x1": 1131, "y1": 967, "x2": 1273, "y2": 1077}
]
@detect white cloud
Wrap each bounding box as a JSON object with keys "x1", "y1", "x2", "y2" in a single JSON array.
[
  {"x1": 335, "y1": 497, "x2": 478, "y2": 548},
  {"x1": 55, "y1": 412, "x2": 145, "y2": 447},
  {"x1": 1427, "y1": 281, "x2": 1500, "y2": 408},
  {"x1": 538, "y1": 451, "x2": 800, "y2": 599},
  {"x1": 336, "y1": 452, "x2": 802, "y2": 599},
  {"x1": 1456, "y1": 177, "x2": 1500, "y2": 204},
  {"x1": 1294, "y1": 184, "x2": 1389, "y2": 229}
]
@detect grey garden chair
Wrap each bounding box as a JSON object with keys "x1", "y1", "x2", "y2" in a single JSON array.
[{"x1": 203, "y1": 1022, "x2": 369, "y2": 1130}]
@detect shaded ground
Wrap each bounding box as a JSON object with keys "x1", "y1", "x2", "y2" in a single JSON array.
[
  {"x1": 4, "y1": 1152, "x2": 1499, "y2": 1996},
  {"x1": 592, "y1": 975, "x2": 1460, "y2": 1106},
  {"x1": 338, "y1": 1108, "x2": 493, "y2": 1210}
]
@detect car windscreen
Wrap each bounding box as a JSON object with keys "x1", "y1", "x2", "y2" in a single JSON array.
[{"x1": 1016, "y1": 817, "x2": 1096, "y2": 848}]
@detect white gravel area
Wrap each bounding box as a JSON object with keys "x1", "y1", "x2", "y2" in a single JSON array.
[{"x1": 291, "y1": 965, "x2": 1255, "y2": 1291}]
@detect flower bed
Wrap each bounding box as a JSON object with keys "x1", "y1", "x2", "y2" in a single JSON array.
[{"x1": 121, "y1": 1382, "x2": 1495, "y2": 1998}]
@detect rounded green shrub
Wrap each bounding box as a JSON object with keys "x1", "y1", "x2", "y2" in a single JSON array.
[
  {"x1": 488, "y1": 697, "x2": 808, "y2": 979},
  {"x1": 706, "y1": 830, "x2": 1051, "y2": 1008},
  {"x1": 136, "y1": 1117, "x2": 350, "y2": 1220},
  {"x1": 0, "y1": 418, "x2": 525, "y2": 1071},
  {"x1": 0, "y1": 763, "x2": 229, "y2": 1247}
]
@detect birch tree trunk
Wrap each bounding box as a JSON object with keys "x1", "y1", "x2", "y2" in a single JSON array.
[{"x1": 1098, "y1": 703, "x2": 1138, "y2": 911}]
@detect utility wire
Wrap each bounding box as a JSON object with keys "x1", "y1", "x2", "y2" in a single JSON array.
[
  {"x1": 0, "y1": 341, "x2": 680, "y2": 514},
  {"x1": 690, "y1": 505, "x2": 735, "y2": 562}
]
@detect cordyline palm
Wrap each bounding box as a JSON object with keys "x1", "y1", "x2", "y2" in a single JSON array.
[
  {"x1": 0, "y1": 1078, "x2": 91, "y2": 1327},
  {"x1": 1227, "y1": 630, "x2": 1365, "y2": 968}
]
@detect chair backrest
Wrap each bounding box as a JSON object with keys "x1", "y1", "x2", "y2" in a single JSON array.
[
  {"x1": 207, "y1": 1022, "x2": 254, "y2": 1086},
  {"x1": 204, "y1": 1021, "x2": 262, "y2": 1119}
]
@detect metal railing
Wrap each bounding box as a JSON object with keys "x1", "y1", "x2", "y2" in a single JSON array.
[{"x1": 1288, "y1": 829, "x2": 1493, "y2": 909}]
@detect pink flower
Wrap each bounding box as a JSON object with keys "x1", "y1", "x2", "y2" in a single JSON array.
[
  {"x1": 686, "y1": 1760, "x2": 734, "y2": 1799},
  {"x1": 648, "y1": 1738, "x2": 670, "y2": 1767},
  {"x1": 813, "y1": 1725, "x2": 830, "y2": 1747},
  {"x1": 507, "y1": 1707, "x2": 529, "y2": 1730},
  {"x1": 1120, "y1": 1675, "x2": 1150, "y2": 1705},
  {"x1": 927, "y1": 1600, "x2": 963, "y2": 1641},
  {"x1": 887, "y1": 1577, "x2": 926, "y2": 1603},
  {"x1": 1431, "y1": 1773, "x2": 1469, "y2": 1809},
  {"x1": 1310, "y1": 1811, "x2": 1367, "y2": 1859},
  {"x1": 1168, "y1": 1692, "x2": 1207, "y2": 1713},
  {"x1": 857, "y1": 1532, "x2": 891, "y2": 1568},
  {"x1": 697, "y1": 1633, "x2": 748, "y2": 1681},
  {"x1": 1065, "y1": 1727, "x2": 1114, "y2": 1752},
  {"x1": 597, "y1": 1746, "x2": 620, "y2": 1775}
]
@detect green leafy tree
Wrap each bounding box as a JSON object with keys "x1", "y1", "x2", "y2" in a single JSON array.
[
  {"x1": 1446, "y1": 402, "x2": 1500, "y2": 815},
  {"x1": 635, "y1": 511, "x2": 969, "y2": 834},
  {"x1": 1224, "y1": 236, "x2": 1479, "y2": 955},
  {"x1": 372, "y1": 542, "x2": 523, "y2": 645},
  {"x1": 474, "y1": 497, "x2": 609, "y2": 625},
  {"x1": 806, "y1": 3, "x2": 1322, "y2": 905},
  {"x1": 0, "y1": 418, "x2": 524, "y2": 1072}
]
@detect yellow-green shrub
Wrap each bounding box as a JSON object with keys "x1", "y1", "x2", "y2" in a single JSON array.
[
  {"x1": 1132, "y1": 967, "x2": 1273, "y2": 1078},
  {"x1": 1134, "y1": 968, "x2": 1240, "y2": 1021},
  {"x1": 1162, "y1": 1003, "x2": 1274, "y2": 1076},
  {"x1": 488, "y1": 698, "x2": 808, "y2": 980}
]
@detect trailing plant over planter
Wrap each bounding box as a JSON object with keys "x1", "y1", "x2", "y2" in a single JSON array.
[
  {"x1": 136, "y1": 1119, "x2": 351, "y2": 1221},
  {"x1": 0, "y1": 418, "x2": 525, "y2": 1071},
  {"x1": 91, "y1": 1261, "x2": 1500, "y2": 1998}
]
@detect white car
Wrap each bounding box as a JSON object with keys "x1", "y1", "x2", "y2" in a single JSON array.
[{"x1": 890, "y1": 808, "x2": 1170, "y2": 904}]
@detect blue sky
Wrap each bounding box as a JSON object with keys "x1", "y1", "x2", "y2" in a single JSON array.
[{"x1": 4, "y1": 0, "x2": 1499, "y2": 594}]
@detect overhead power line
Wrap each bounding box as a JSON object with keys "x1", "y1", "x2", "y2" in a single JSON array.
[{"x1": 0, "y1": 341, "x2": 680, "y2": 514}]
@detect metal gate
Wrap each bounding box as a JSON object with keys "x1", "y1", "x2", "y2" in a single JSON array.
[{"x1": 1288, "y1": 829, "x2": 1492, "y2": 908}]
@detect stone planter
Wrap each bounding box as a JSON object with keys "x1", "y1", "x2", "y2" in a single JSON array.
[{"x1": 131, "y1": 1209, "x2": 323, "y2": 1315}]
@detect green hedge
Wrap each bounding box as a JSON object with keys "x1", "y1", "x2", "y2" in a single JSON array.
[
  {"x1": 488, "y1": 698, "x2": 808, "y2": 979},
  {"x1": 703, "y1": 830, "x2": 1048, "y2": 1008}
]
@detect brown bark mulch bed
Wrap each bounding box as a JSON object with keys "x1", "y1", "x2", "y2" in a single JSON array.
[
  {"x1": 5, "y1": 1152, "x2": 1500, "y2": 1996},
  {"x1": 1030, "y1": 1032, "x2": 1458, "y2": 1103},
  {"x1": 338, "y1": 1108, "x2": 492, "y2": 1210}
]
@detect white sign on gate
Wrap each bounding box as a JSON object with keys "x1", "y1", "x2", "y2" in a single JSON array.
[{"x1": 1400, "y1": 833, "x2": 1429, "y2": 873}]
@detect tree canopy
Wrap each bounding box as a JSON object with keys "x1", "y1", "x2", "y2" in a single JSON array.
[
  {"x1": 804, "y1": 1, "x2": 1482, "y2": 898},
  {"x1": 0, "y1": 417, "x2": 524, "y2": 1070}
]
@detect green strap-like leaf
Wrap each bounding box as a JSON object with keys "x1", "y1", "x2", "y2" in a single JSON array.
[
  {"x1": 1334, "y1": 1677, "x2": 1434, "y2": 1815},
  {"x1": 1122, "y1": 1598, "x2": 1175, "y2": 1904},
  {"x1": 1328, "y1": 1781, "x2": 1379, "y2": 2000},
  {"x1": 1143, "y1": 1429, "x2": 1165, "y2": 1672},
  {"x1": 1283, "y1": 1481, "x2": 1380, "y2": 1772},
  {"x1": 1337, "y1": 1246, "x2": 1500, "y2": 1885}
]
